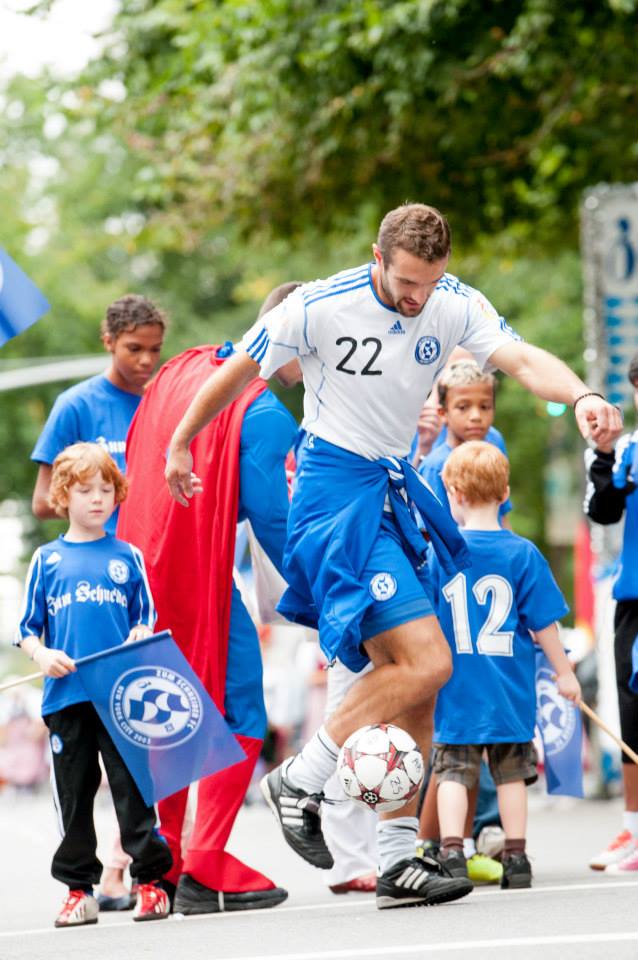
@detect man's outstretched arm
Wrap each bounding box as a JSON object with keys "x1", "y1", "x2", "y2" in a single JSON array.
[
  {"x1": 166, "y1": 351, "x2": 260, "y2": 505},
  {"x1": 488, "y1": 341, "x2": 623, "y2": 448}
]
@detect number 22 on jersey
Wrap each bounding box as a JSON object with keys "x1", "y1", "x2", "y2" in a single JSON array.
[{"x1": 442, "y1": 572, "x2": 514, "y2": 657}]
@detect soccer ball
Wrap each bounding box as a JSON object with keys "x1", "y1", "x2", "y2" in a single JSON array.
[{"x1": 337, "y1": 723, "x2": 424, "y2": 813}]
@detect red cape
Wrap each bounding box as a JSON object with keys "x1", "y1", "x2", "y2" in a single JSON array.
[{"x1": 117, "y1": 346, "x2": 267, "y2": 707}]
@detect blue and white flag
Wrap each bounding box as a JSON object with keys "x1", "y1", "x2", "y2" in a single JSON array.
[
  {"x1": 75, "y1": 631, "x2": 246, "y2": 805},
  {"x1": 535, "y1": 649, "x2": 584, "y2": 798},
  {"x1": 0, "y1": 247, "x2": 50, "y2": 347}
]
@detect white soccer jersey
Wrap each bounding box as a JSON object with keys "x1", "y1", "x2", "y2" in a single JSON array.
[{"x1": 240, "y1": 263, "x2": 520, "y2": 460}]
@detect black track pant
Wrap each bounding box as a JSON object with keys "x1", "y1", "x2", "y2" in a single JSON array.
[
  {"x1": 614, "y1": 600, "x2": 638, "y2": 764},
  {"x1": 45, "y1": 701, "x2": 172, "y2": 889}
]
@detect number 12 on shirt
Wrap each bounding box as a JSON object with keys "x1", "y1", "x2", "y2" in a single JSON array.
[{"x1": 442, "y1": 572, "x2": 514, "y2": 657}]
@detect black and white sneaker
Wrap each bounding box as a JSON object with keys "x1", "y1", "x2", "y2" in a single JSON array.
[
  {"x1": 376, "y1": 856, "x2": 473, "y2": 910},
  {"x1": 260, "y1": 762, "x2": 334, "y2": 869}
]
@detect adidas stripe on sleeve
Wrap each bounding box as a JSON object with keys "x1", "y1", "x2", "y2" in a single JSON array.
[
  {"x1": 15, "y1": 548, "x2": 46, "y2": 647},
  {"x1": 128, "y1": 545, "x2": 157, "y2": 630},
  {"x1": 241, "y1": 287, "x2": 311, "y2": 381}
]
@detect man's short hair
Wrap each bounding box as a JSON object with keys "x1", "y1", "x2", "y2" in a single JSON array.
[
  {"x1": 102, "y1": 294, "x2": 167, "y2": 339},
  {"x1": 377, "y1": 203, "x2": 451, "y2": 265},
  {"x1": 438, "y1": 360, "x2": 496, "y2": 407},
  {"x1": 629, "y1": 351, "x2": 638, "y2": 386},
  {"x1": 442, "y1": 441, "x2": 509, "y2": 506},
  {"x1": 48, "y1": 442, "x2": 128, "y2": 517},
  {"x1": 258, "y1": 281, "x2": 303, "y2": 319}
]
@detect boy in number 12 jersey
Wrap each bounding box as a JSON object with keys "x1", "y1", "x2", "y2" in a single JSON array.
[{"x1": 428, "y1": 441, "x2": 580, "y2": 889}]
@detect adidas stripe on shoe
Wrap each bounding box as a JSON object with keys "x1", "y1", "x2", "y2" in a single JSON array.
[
  {"x1": 376, "y1": 856, "x2": 473, "y2": 910},
  {"x1": 260, "y1": 762, "x2": 333, "y2": 869}
]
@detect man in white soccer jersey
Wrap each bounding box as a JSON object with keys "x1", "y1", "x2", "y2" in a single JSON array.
[{"x1": 165, "y1": 203, "x2": 620, "y2": 910}]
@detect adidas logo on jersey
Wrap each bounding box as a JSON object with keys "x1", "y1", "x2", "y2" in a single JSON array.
[{"x1": 387, "y1": 319, "x2": 405, "y2": 335}]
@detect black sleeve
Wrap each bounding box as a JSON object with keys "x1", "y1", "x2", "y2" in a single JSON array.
[{"x1": 584, "y1": 449, "x2": 632, "y2": 525}]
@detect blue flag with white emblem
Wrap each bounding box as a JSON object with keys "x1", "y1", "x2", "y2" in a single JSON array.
[
  {"x1": 0, "y1": 248, "x2": 50, "y2": 347},
  {"x1": 535, "y1": 649, "x2": 584, "y2": 798},
  {"x1": 75, "y1": 631, "x2": 246, "y2": 805}
]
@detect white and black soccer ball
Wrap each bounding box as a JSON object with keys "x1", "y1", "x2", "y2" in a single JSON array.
[{"x1": 337, "y1": 723, "x2": 424, "y2": 813}]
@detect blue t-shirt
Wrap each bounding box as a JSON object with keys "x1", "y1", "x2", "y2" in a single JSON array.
[
  {"x1": 31, "y1": 374, "x2": 141, "y2": 534},
  {"x1": 409, "y1": 424, "x2": 506, "y2": 463},
  {"x1": 430, "y1": 529, "x2": 569, "y2": 744},
  {"x1": 611, "y1": 430, "x2": 638, "y2": 601},
  {"x1": 16, "y1": 534, "x2": 155, "y2": 717},
  {"x1": 237, "y1": 390, "x2": 297, "y2": 575},
  {"x1": 418, "y1": 431, "x2": 512, "y2": 520}
]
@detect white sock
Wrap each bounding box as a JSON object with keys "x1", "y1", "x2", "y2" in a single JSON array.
[
  {"x1": 463, "y1": 837, "x2": 477, "y2": 858},
  {"x1": 622, "y1": 811, "x2": 638, "y2": 837},
  {"x1": 377, "y1": 817, "x2": 418, "y2": 874},
  {"x1": 285, "y1": 725, "x2": 340, "y2": 794}
]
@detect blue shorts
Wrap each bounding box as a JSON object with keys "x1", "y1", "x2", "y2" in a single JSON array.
[{"x1": 337, "y1": 514, "x2": 434, "y2": 672}]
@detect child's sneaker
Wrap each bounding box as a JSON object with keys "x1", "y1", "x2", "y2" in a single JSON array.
[
  {"x1": 437, "y1": 848, "x2": 468, "y2": 878},
  {"x1": 605, "y1": 846, "x2": 638, "y2": 874},
  {"x1": 132, "y1": 882, "x2": 170, "y2": 922},
  {"x1": 467, "y1": 853, "x2": 503, "y2": 885},
  {"x1": 589, "y1": 830, "x2": 637, "y2": 871},
  {"x1": 500, "y1": 852, "x2": 532, "y2": 889},
  {"x1": 54, "y1": 890, "x2": 99, "y2": 928}
]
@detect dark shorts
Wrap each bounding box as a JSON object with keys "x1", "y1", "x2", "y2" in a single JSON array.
[
  {"x1": 433, "y1": 741, "x2": 538, "y2": 788},
  {"x1": 614, "y1": 600, "x2": 638, "y2": 763}
]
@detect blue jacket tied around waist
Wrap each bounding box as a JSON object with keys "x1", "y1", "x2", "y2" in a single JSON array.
[{"x1": 277, "y1": 436, "x2": 471, "y2": 670}]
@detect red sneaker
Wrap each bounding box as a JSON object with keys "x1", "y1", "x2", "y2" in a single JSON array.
[
  {"x1": 329, "y1": 872, "x2": 377, "y2": 894},
  {"x1": 132, "y1": 882, "x2": 170, "y2": 922},
  {"x1": 54, "y1": 890, "x2": 99, "y2": 928}
]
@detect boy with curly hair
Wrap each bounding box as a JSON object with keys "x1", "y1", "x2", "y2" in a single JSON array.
[{"x1": 16, "y1": 442, "x2": 173, "y2": 927}]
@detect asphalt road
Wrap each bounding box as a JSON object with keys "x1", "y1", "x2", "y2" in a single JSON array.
[{"x1": 1, "y1": 789, "x2": 636, "y2": 960}]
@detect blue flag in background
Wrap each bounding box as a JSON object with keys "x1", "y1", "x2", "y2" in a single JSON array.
[
  {"x1": 0, "y1": 248, "x2": 50, "y2": 347},
  {"x1": 75, "y1": 631, "x2": 246, "y2": 805},
  {"x1": 535, "y1": 649, "x2": 584, "y2": 798}
]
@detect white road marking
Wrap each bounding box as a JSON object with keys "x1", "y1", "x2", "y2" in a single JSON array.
[{"x1": 2, "y1": 877, "x2": 638, "y2": 940}]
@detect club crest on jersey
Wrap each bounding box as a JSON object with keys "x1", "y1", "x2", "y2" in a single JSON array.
[
  {"x1": 108, "y1": 559, "x2": 129, "y2": 584},
  {"x1": 415, "y1": 336, "x2": 441, "y2": 365},
  {"x1": 536, "y1": 667, "x2": 577, "y2": 755},
  {"x1": 50, "y1": 734, "x2": 63, "y2": 754},
  {"x1": 369, "y1": 572, "x2": 398, "y2": 602},
  {"x1": 110, "y1": 666, "x2": 202, "y2": 750}
]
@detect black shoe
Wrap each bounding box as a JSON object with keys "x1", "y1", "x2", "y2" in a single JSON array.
[
  {"x1": 160, "y1": 879, "x2": 177, "y2": 912},
  {"x1": 437, "y1": 848, "x2": 468, "y2": 879},
  {"x1": 376, "y1": 856, "x2": 473, "y2": 910},
  {"x1": 500, "y1": 852, "x2": 532, "y2": 889},
  {"x1": 173, "y1": 874, "x2": 288, "y2": 914},
  {"x1": 260, "y1": 762, "x2": 334, "y2": 869}
]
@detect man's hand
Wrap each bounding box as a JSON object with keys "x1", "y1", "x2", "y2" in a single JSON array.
[
  {"x1": 126, "y1": 625, "x2": 154, "y2": 644},
  {"x1": 165, "y1": 445, "x2": 196, "y2": 506},
  {"x1": 580, "y1": 396, "x2": 624, "y2": 452},
  {"x1": 33, "y1": 646, "x2": 76, "y2": 678}
]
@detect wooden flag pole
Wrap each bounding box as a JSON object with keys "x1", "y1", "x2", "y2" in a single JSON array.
[
  {"x1": 0, "y1": 671, "x2": 44, "y2": 694},
  {"x1": 580, "y1": 700, "x2": 638, "y2": 766}
]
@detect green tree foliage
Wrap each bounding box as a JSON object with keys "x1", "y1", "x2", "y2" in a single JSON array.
[
  {"x1": 88, "y1": 0, "x2": 638, "y2": 245},
  {"x1": 2, "y1": 0, "x2": 636, "y2": 601}
]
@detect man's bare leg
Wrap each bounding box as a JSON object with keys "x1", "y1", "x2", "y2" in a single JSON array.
[{"x1": 324, "y1": 615, "x2": 451, "y2": 747}]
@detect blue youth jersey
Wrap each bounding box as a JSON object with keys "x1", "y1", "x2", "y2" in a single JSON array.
[
  {"x1": 31, "y1": 374, "x2": 141, "y2": 534},
  {"x1": 16, "y1": 535, "x2": 155, "y2": 717},
  {"x1": 611, "y1": 431, "x2": 638, "y2": 600},
  {"x1": 430, "y1": 529, "x2": 569, "y2": 744},
  {"x1": 238, "y1": 390, "x2": 297, "y2": 576},
  {"x1": 409, "y1": 424, "x2": 506, "y2": 462},
  {"x1": 418, "y1": 433, "x2": 512, "y2": 520}
]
